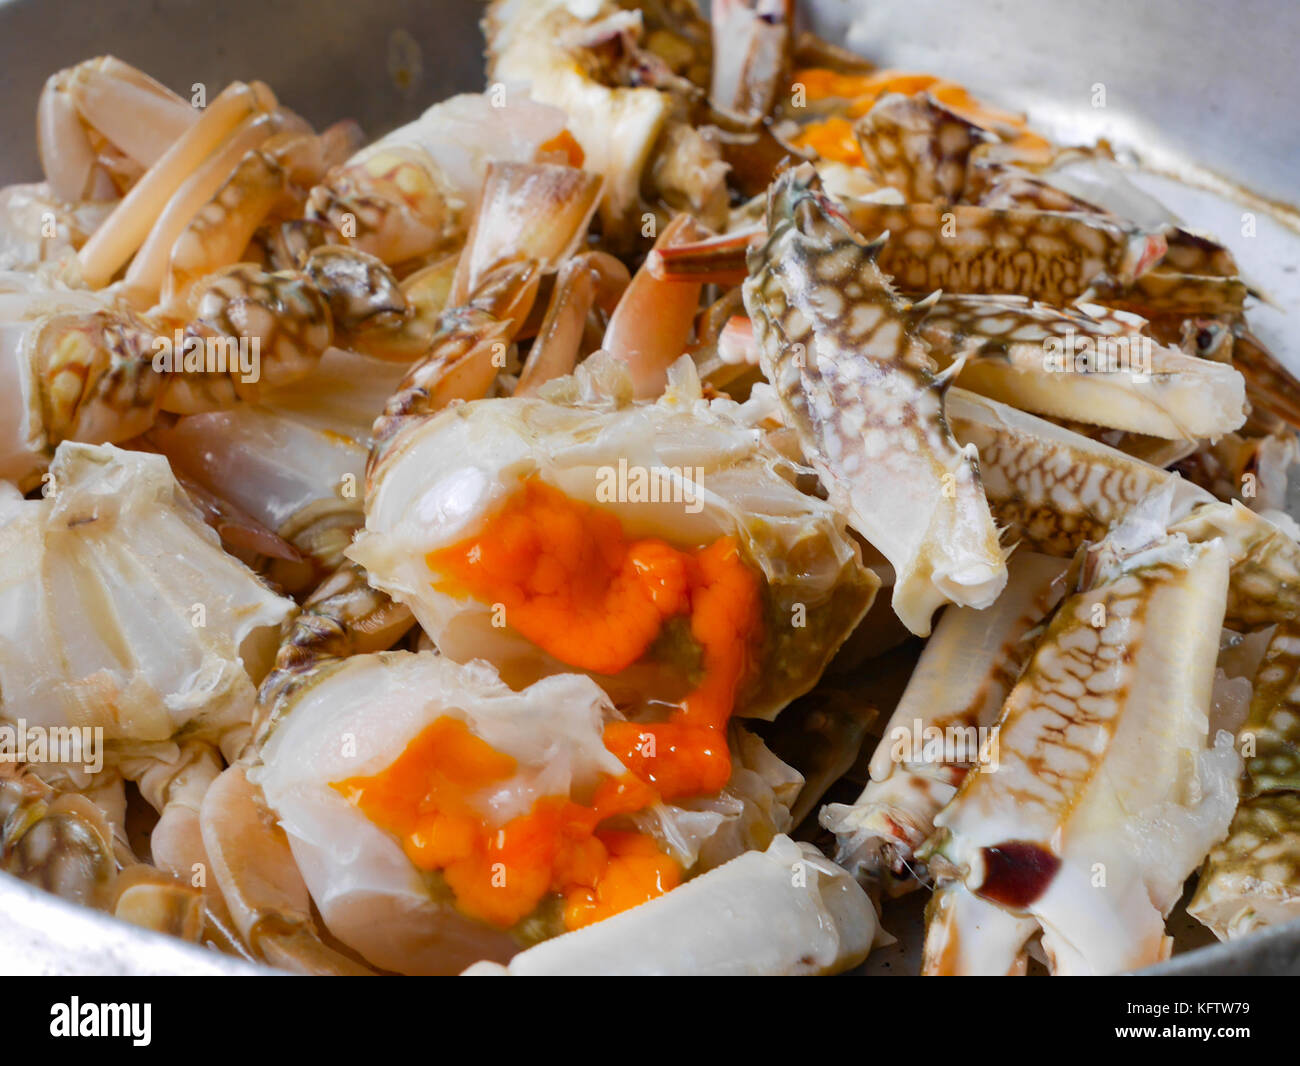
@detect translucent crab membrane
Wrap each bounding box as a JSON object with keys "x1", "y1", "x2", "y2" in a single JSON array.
[
  {"x1": 333, "y1": 477, "x2": 764, "y2": 934},
  {"x1": 786, "y1": 68, "x2": 1052, "y2": 167}
]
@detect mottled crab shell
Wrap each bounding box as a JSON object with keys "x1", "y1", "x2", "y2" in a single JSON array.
[
  {"x1": 0, "y1": 442, "x2": 293, "y2": 762},
  {"x1": 922, "y1": 295, "x2": 1248, "y2": 440},
  {"x1": 922, "y1": 493, "x2": 1241, "y2": 975},
  {"x1": 351, "y1": 356, "x2": 879, "y2": 720},
  {"x1": 743, "y1": 165, "x2": 1007, "y2": 636},
  {"x1": 1190, "y1": 622, "x2": 1300, "y2": 939},
  {"x1": 253, "y1": 650, "x2": 805, "y2": 976},
  {"x1": 463, "y1": 835, "x2": 876, "y2": 977}
]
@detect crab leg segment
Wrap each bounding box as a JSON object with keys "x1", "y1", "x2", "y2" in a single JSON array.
[
  {"x1": 838, "y1": 201, "x2": 1166, "y2": 304},
  {"x1": 743, "y1": 165, "x2": 1006, "y2": 635},
  {"x1": 921, "y1": 511, "x2": 1238, "y2": 975},
  {"x1": 822, "y1": 551, "x2": 1066, "y2": 889},
  {"x1": 922, "y1": 295, "x2": 1247, "y2": 440}
]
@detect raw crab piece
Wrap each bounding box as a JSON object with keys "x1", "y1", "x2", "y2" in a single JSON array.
[
  {"x1": 0, "y1": 442, "x2": 294, "y2": 762},
  {"x1": 1088, "y1": 270, "x2": 1248, "y2": 317},
  {"x1": 921, "y1": 295, "x2": 1247, "y2": 439},
  {"x1": 352, "y1": 354, "x2": 879, "y2": 721},
  {"x1": 240, "y1": 650, "x2": 806, "y2": 975},
  {"x1": 839, "y1": 201, "x2": 1167, "y2": 304},
  {"x1": 368, "y1": 162, "x2": 604, "y2": 466},
  {"x1": 949, "y1": 387, "x2": 1300, "y2": 629},
  {"x1": 1175, "y1": 428, "x2": 1299, "y2": 514},
  {"x1": 1188, "y1": 793, "x2": 1300, "y2": 940},
  {"x1": 1188, "y1": 620, "x2": 1300, "y2": 939},
  {"x1": 37, "y1": 56, "x2": 199, "y2": 204},
  {"x1": 920, "y1": 495, "x2": 1240, "y2": 975},
  {"x1": 853, "y1": 92, "x2": 992, "y2": 205},
  {"x1": 462, "y1": 834, "x2": 875, "y2": 976},
  {"x1": 708, "y1": 0, "x2": 792, "y2": 120},
  {"x1": 308, "y1": 91, "x2": 571, "y2": 269},
  {"x1": 2, "y1": 232, "x2": 470, "y2": 489},
  {"x1": 0, "y1": 183, "x2": 116, "y2": 272},
  {"x1": 485, "y1": 0, "x2": 691, "y2": 245},
  {"x1": 0, "y1": 764, "x2": 204, "y2": 941},
  {"x1": 822, "y1": 550, "x2": 1067, "y2": 890},
  {"x1": 147, "y1": 346, "x2": 411, "y2": 585},
  {"x1": 945, "y1": 387, "x2": 1183, "y2": 555},
  {"x1": 742, "y1": 164, "x2": 1006, "y2": 635},
  {"x1": 76, "y1": 78, "x2": 280, "y2": 289}
]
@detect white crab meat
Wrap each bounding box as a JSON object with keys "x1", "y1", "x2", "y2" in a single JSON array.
[
  {"x1": 0, "y1": 442, "x2": 293, "y2": 763},
  {"x1": 462, "y1": 834, "x2": 875, "y2": 976}
]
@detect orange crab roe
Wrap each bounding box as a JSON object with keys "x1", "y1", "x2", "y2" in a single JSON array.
[
  {"x1": 788, "y1": 67, "x2": 1052, "y2": 168},
  {"x1": 335, "y1": 478, "x2": 763, "y2": 932},
  {"x1": 334, "y1": 717, "x2": 676, "y2": 930},
  {"x1": 428, "y1": 478, "x2": 762, "y2": 800}
]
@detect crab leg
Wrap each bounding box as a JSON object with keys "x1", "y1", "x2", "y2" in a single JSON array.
[
  {"x1": 922, "y1": 294, "x2": 1247, "y2": 439},
  {"x1": 946, "y1": 387, "x2": 1181, "y2": 554},
  {"x1": 921, "y1": 498, "x2": 1240, "y2": 974},
  {"x1": 602, "y1": 213, "x2": 711, "y2": 398},
  {"x1": 837, "y1": 201, "x2": 1166, "y2": 304},
  {"x1": 1190, "y1": 622, "x2": 1300, "y2": 938},
  {"x1": 822, "y1": 550, "x2": 1067, "y2": 890},
  {"x1": 77, "y1": 80, "x2": 278, "y2": 288},
  {"x1": 122, "y1": 111, "x2": 281, "y2": 302},
  {"x1": 744, "y1": 165, "x2": 1007, "y2": 635},
  {"x1": 38, "y1": 56, "x2": 199, "y2": 203},
  {"x1": 651, "y1": 199, "x2": 1167, "y2": 306}
]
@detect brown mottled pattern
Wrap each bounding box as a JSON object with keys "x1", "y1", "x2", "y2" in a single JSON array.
[
  {"x1": 32, "y1": 309, "x2": 164, "y2": 446},
  {"x1": 742, "y1": 165, "x2": 1004, "y2": 633},
  {"x1": 1241, "y1": 622, "x2": 1300, "y2": 793},
  {"x1": 165, "y1": 264, "x2": 333, "y2": 412},
  {"x1": 255, "y1": 559, "x2": 414, "y2": 743},
  {"x1": 1169, "y1": 503, "x2": 1300, "y2": 630},
  {"x1": 964, "y1": 567, "x2": 1157, "y2": 820},
  {"x1": 0, "y1": 767, "x2": 117, "y2": 907},
  {"x1": 1192, "y1": 794, "x2": 1300, "y2": 934},
  {"x1": 853, "y1": 93, "x2": 990, "y2": 205},
  {"x1": 840, "y1": 201, "x2": 1155, "y2": 305},
  {"x1": 950, "y1": 403, "x2": 1169, "y2": 555},
  {"x1": 1161, "y1": 229, "x2": 1239, "y2": 278},
  {"x1": 922, "y1": 293, "x2": 1139, "y2": 355}
]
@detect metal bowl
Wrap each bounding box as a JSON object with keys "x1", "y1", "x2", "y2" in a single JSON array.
[{"x1": 1, "y1": 0, "x2": 1298, "y2": 976}]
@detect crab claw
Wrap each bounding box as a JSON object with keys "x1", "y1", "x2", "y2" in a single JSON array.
[{"x1": 743, "y1": 163, "x2": 1007, "y2": 635}]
